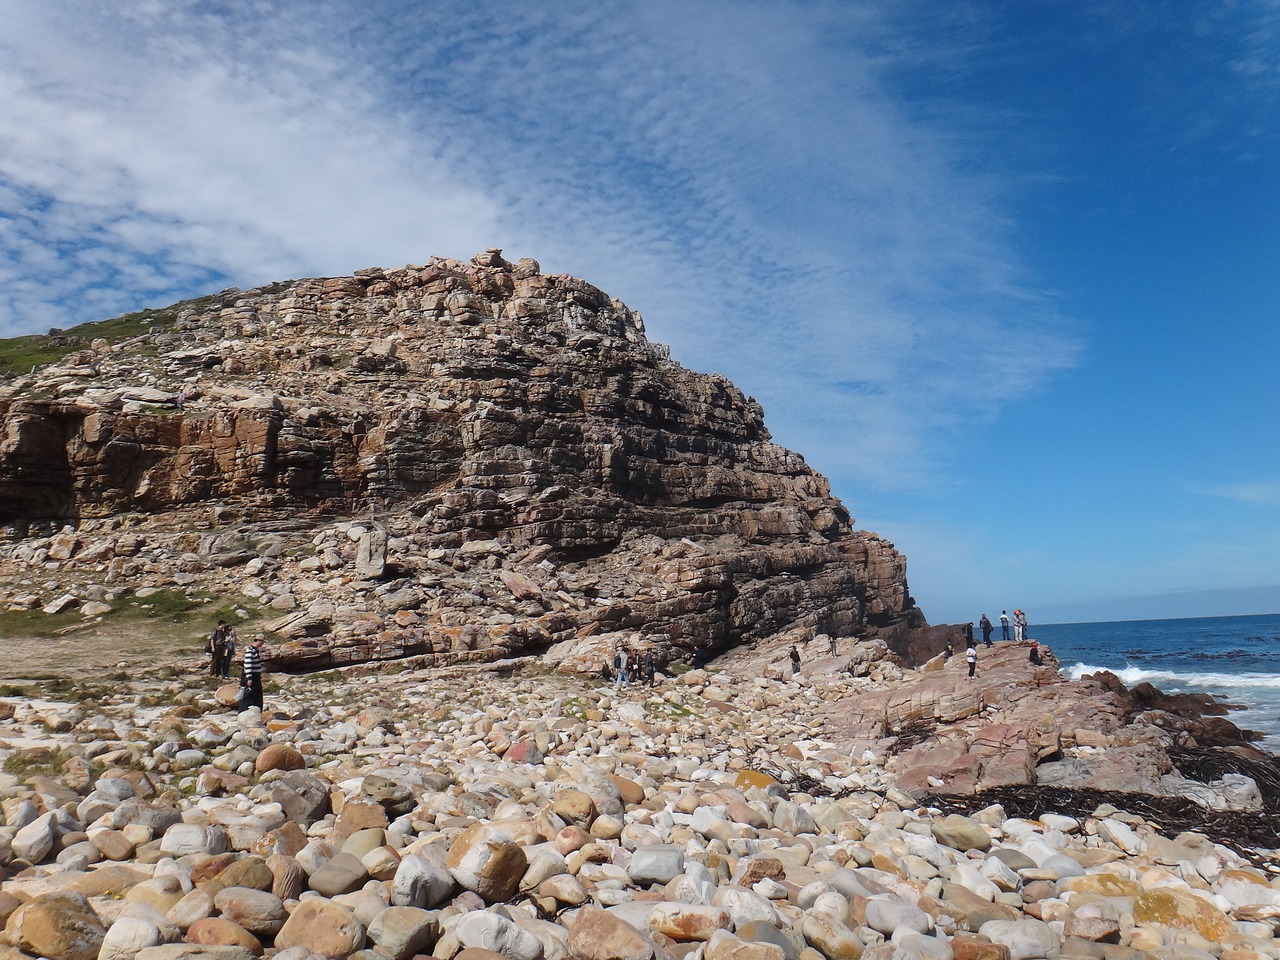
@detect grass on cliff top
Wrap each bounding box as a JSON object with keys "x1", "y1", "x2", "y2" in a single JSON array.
[
  {"x1": 0, "y1": 589, "x2": 263, "y2": 683},
  {"x1": 0, "y1": 290, "x2": 230, "y2": 377},
  {"x1": 0, "y1": 588, "x2": 217, "y2": 630}
]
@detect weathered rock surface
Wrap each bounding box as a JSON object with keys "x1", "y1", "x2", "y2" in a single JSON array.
[{"x1": 0, "y1": 252, "x2": 922, "y2": 674}]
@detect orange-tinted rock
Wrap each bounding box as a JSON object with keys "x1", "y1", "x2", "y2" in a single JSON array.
[
  {"x1": 5, "y1": 892, "x2": 105, "y2": 960},
  {"x1": 274, "y1": 899, "x2": 365, "y2": 956},
  {"x1": 951, "y1": 934, "x2": 1012, "y2": 960},
  {"x1": 446, "y1": 823, "x2": 528, "y2": 903},
  {"x1": 569, "y1": 904, "x2": 657, "y2": 960},
  {"x1": 186, "y1": 917, "x2": 264, "y2": 954},
  {"x1": 1132, "y1": 890, "x2": 1232, "y2": 941},
  {"x1": 253, "y1": 744, "x2": 305, "y2": 774}
]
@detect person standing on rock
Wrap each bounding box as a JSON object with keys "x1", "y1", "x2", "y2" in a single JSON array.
[
  {"x1": 692, "y1": 643, "x2": 706, "y2": 670},
  {"x1": 643, "y1": 650, "x2": 655, "y2": 687},
  {"x1": 966, "y1": 643, "x2": 978, "y2": 679},
  {"x1": 1000, "y1": 610, "x2": 1010, "y2": 642},
  {"x1": 208, "y1": 620, "x2": 229, "y2": 678},
  {"x1": 613, "y1": 645, "x2": 630, "y2": 688},
  {"x1": 1014, "y1": 609, "x2": 1028, "y2": 642},
  {"x1": 979, "y1": 614, "x2": 993, "y2": 647},
  {"x1": 790, "y1": 645, "x2": 801, "y2": 677},
  {"x1": 239, "y1": 636, "x2": 266, "y2": 712},
  {"x1": 828, "y1": 635, "x2": 838, "y2": 657}
]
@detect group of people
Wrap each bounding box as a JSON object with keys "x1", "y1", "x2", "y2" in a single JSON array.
[
  {"x1": 953, "y1": 608, "x2": 1034, "y2": 678},
  {"x1": 207, "y1": 620, "x2": 237, "y2": 679},
  {"x1": 208, "y1": 619, "x2": 267, "y2": 712},
  {"x1": 612, "y1": 645, "x2": 657, "y2": 688}
]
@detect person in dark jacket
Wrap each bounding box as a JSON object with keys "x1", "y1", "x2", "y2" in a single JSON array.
[
  {"x1": 208, "y1": 620, "x2": 229, "y2": 678},
  {"x1": 979, "y1": 614, "x2": 993, "y2": 647}
]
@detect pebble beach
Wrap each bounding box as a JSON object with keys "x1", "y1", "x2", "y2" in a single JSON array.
[{"x1": 1, "y1": 648, "x2": 1278, "y2": 960}]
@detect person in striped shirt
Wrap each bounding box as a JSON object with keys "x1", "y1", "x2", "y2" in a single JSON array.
[{"x1": 239, "y1": 636, "x2": 266, "y2": 712}]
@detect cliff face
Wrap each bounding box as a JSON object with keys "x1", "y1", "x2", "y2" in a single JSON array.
[{"x1": 0, "y1": 250, "x2": 923, "y2": 670}]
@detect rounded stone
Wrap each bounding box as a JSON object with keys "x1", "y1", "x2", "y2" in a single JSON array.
[
  {"x1": 6, "y1": 892, "x2": 107, "y2": 960},
  {"x1": 865, "y1": 899, "x2": 931, "y2": 936},
  {"x1": 186, "y1": 916, "x2": 264, "y2": 953},
  {"x1": 254, "y1": 743, "x2": 305, "y2": 773},
  {"x1": 275, "y1": 898, "x2": 366, "y2": 956},
  {"x1": 213, "y1": 886, "x2": 286, "y2": 936},
  {"x1": 366, "y1": 906, "x2": 439, "y2": 960}
]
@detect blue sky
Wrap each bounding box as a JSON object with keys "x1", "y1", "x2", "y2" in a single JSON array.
[{"x1": 1, "y1": 1, "x2": 1278, "y2": 625}]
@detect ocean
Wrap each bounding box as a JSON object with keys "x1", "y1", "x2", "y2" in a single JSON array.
[{"x1": 1033, "y1": 613, "x2": 1280, "y2": 753}]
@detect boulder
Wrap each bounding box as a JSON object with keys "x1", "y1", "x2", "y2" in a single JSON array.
[
  {"x1": 5, "y1": 892, "x2": 106, "y2": 960},
  {"x1": 446, "y1": 823, "x2": 528, "y2": 903},
  {"x1": 274, "y1": 898, "x2": 366, "y2": 956}
]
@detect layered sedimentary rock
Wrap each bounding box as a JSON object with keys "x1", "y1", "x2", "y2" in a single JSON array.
[{"x1": 0, "y1": 251, "x2": 922, "y2": 670}]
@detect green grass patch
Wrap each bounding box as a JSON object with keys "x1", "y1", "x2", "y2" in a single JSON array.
[
  {"x1": 3, "y1": 746, "x2": 69, "y2": 779},
  {"x1": 0, "y1": 290, "x2": 228, "y2": 377},
  {"x1": 0, "y1": 606, "x2": 84, "y2": 634},
  {"x1": 645, "y1": 699, "x2": 695, "y2": 720},
  {"x1": 2, "y1": 589, "x2": 242, "y2": 633},
  {"x1": 119, "y1": 588, "x2": 209, "y2": 623}
]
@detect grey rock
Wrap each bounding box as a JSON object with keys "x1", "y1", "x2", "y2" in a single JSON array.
[
  {"x1": 628, "y1": 845, "x2": 686, "y2": 887},
  {"x1": 308, "y1": 851, "x2": 370, "y2": 897}
]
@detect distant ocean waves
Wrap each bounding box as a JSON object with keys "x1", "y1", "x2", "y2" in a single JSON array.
[
  {"x1": 1034, "y1": 613, "x2": 1280, "y2": 751},
  {"x1": 1065, "y1": 664, "x2": 1280, "y2": 690}
]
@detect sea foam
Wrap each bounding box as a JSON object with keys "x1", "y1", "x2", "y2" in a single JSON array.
[{"x1": 1066, "y1": 662, "x2": 1280, "y2": 689}]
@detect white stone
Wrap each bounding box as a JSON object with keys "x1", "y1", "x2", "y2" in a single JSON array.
[{"x1": 453, "y1": 910, "x2": 545, "y2": 960}]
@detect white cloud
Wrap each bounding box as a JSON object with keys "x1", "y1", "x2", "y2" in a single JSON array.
[
  {"x1": 0, "y1": 0, "x2": 1079, "y2": 491},
  {"x1": 1190, "y1": 481, "x2": 1280, "y2": 505}
]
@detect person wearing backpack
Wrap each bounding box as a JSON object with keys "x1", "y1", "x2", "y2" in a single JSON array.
[
  {"x1": 208, "y1": 620, "x2": 229, "y2": 678},
  {"x1": 613, "y1": 645, "x2": 630, "y2": 688},
  {"x1": 222, "y1": 627, "x2": 237, "y2": 679}
]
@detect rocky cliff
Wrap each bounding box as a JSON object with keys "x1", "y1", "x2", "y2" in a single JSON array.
[{"x1": 0, "y1": 250, "x2": 923, "y2": 672}]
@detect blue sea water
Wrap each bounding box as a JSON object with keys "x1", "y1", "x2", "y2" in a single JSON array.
[{"x1": 1032, "y1": 613, "x2": 1280, "y2": 753}]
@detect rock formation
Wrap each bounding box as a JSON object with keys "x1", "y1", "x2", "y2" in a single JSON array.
[{"x1": 0, "y1": 251, "x2": 922, "y2": 672}]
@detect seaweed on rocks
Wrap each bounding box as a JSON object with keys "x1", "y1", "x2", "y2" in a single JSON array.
[
  {"x1": 1170, "y1": 745, "x2": 1280, "y2": 808},
  {"x1": 921, "y1": 783, "x2": 1280, "y2": 871},
  {"x1": 887, "y1": 717, "x2": 939, "y2": 753}
]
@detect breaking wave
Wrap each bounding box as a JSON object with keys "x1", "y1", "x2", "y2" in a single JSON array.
[{"x1": 1066, "y1": 663, "x2": 1280, "y2": 690}]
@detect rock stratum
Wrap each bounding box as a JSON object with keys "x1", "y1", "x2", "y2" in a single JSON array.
[{"x1": 0, "y1": 250, "x2": 919, "y2": 673}]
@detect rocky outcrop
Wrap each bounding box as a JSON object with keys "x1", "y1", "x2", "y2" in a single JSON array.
[
  {"x1": 0, "y1": 251, "x2": 922, "y2": 671},
  {"x1": 818, "y1": 639, "x2": 1267, "y2": 806}
]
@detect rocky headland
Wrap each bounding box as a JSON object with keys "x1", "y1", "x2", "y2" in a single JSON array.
[
  {"x1": 0, "y1": 252, "x2": 1278, "y2": 960},
  {"x1": 0, "y1": 249, "x2": 917, "y2": 674}
]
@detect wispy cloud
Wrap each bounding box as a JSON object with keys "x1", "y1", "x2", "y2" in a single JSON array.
[
  {"x1": 1190, "y1": 481, "x2": 1280, "y2": 505},
  {"x1": 0, "y1": 0, "x2": 1080, "y2": 490}
]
